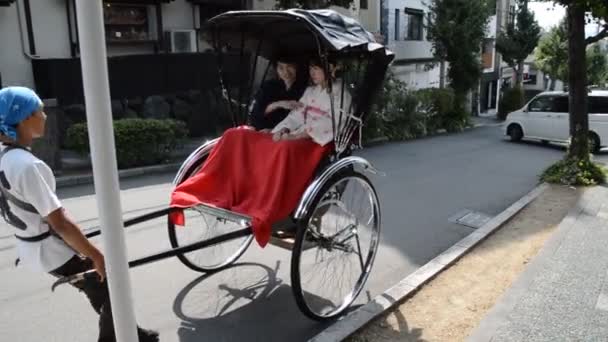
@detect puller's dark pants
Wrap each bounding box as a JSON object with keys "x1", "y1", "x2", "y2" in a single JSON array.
[{"x1": 50, "y1": 255, "x2": 115, "y2": 342}]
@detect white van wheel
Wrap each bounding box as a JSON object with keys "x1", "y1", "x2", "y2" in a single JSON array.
[
  {"x1": 589, "y1": 132, "x2": 601, "y2": 154},
  {"x1": 508, "y1": 124, "x2": 523, "y2": 142}
]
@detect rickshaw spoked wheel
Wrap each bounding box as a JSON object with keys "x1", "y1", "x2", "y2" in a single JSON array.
[
  {"x1": 168, "y1": 155, "x2": 253, "y2": 273},
  {"x1": 291, "y1": 170, "x2": 381, "y2": 320}
]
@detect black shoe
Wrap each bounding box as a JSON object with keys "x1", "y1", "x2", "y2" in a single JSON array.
[
  {"x1": 138, "y1": 327, "x2": 159, "y2": 342},
  {"x1": 98, "y1": 337, "x2": 115, "y2": 342},
  {"x1": 97, "y1": 327, "x2": 158, "y2": 342}
]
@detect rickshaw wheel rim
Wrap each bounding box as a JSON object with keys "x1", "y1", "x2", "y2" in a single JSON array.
[{"x1": 291, "y1": 170, "x2": 381, "y2": 320}]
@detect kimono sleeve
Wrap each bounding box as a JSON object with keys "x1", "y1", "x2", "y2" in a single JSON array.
[{"x1": 271, "y1": 87, "x2": 311, "y2": 134}]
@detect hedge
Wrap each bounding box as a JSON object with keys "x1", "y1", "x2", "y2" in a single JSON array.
[
  {"x1": 65, "y1": 118, "x2": 188, "y2": 169},
  {"x1": 364, "y1": 72, "x2": 468, "y2": 142}
]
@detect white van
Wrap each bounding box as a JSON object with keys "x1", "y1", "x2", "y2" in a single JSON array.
[{"x1": 505, "y1": 90, "x2": 608, "y2": 152}]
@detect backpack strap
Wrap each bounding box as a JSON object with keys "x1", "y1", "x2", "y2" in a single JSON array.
[
  {"x1": 0, "y1": 171, "x2": 38, "y2": 214},
  {"x1": 0, "y1": 144, "x2": 55, "y2": 242},
  {"x1": 0, "y1": 145, "x2": 39, "y2": 215}
]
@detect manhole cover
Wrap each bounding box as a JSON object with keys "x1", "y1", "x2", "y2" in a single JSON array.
[{"x1": 449, "y1": 209, "x2": 492, "y2": 229}]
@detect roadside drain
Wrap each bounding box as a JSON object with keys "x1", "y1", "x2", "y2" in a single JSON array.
[{"x1": 448, "y1": 209, "x2": 492, "y2": 229}]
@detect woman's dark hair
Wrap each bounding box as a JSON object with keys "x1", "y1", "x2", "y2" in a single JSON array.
[{"x1": 309, "y1": 55, "x2": 344, "y2": 82}]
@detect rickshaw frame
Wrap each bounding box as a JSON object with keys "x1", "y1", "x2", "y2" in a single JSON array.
[{"x1": 53, "y1": 8, "x2": 394, "y2": 321}]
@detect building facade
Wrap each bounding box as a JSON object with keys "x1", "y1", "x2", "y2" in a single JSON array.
[
  {"x1": 479, "y1": 0, "x2": 513, "y2": 114},
  {"x1": 1, "y1": 0, "x2": 513, "y2": 104},
  {"x1": 0, "y1": 0, "x2": 265, "y2": 90},
  {"x1": 379, "y1": 0, "x2": 439, "y2": 89}
]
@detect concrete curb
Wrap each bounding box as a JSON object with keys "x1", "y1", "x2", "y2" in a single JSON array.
[
  {"x1": 56, "y1": 162, "x2": 182, "y2": 188},
  {"x1": 308, "y1": 183, "x2": 549, "y2": 342}
]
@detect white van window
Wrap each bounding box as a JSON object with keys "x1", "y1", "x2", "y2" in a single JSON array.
[
  {"x1": 529, "y1": 96, "x2": 554, "y2": 112},
  {"x1": 552, "y1": 96, "x2": 569, "y2": 113},
  {"x1": 589, "y1": 97, "x2": 608, "y2": 114}
]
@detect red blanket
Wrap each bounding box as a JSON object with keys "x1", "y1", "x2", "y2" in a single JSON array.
[{"x1": 169, "y1": 126, "x2": 331, "y2": 247}]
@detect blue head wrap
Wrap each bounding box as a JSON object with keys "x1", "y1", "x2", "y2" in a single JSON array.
[{"x1": 0, "y1": 87, "x2": 43, "y2": 140}]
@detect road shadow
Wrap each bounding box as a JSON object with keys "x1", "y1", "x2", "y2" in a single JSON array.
[
  {"x1": 173, "y1": 261, "x2": 334, "y2": 342},
  {"x1": 345, "y1": 300, "x2": 426, "y2": 342}
]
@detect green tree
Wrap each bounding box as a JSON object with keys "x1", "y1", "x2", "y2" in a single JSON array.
[
  {"x1": 275, "y1": 0, "x2": 354, "y2": 9},
  {"x1": 427, "y1": 0, "x2": 491, "y2": 114},
  {"x1": 495, "y1": 0, "x2": 541, "y2": 88},
  {"x1": 535, "y1": 20, "x2": 607, "y2": 88},
  {"x1": 587, "y1": 44, "x2": 608, "y2": 86},
  {"x1": 540, "y1": 0, "x2": 608, "y2": 185},
  {"x1": 534, "y1": 20, "x2": 568, "y2": 88}
]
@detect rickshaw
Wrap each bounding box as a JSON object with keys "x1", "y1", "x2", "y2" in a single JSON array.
[{"x1": 53, "y1": 8, "x2": 394, "y2": 321}]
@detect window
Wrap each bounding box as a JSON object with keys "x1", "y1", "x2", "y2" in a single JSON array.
[
  {"x1": 524, "y1": 73, "x2": 538, "y2": 85},
  {"x1": 404, "y1": 8, "x2": 423, "y2": 41},
  {"x1": 529, "y1": 96, "x2": 554, "y2": 112},
  {"x1": 552, "y1": 96, "x2": 569, "y2": 113},
  {"x1": 394, "y1": 9, "x2": 400, "y2": 41},
  {"x1": 589, "y1": 97, "x2": 608, "y2": 114},
  {"x1": 103, "y1": 3, "x2": 151, "y2": 43},
  {"x1": 507, "y1": 5, "x2": 516, "y2": 28},
  {"x1": 360, "y1": 0, "x2": 368, "y2": 10},
  {"x1": 482, "y1": 39, "x2": 494, "y2": 69}
]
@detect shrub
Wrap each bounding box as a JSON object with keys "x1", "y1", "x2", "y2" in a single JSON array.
[
  {"x1": 416, "y1": 88, "x2": 456, "y2": 133},
  {"x1": 65, "y1": 118, "x2": 188, "y2": 169},
  {"x1": 498, "y1": 86, "x2": 525, "y2": 121},
  {"x1": 368, "y1": 73, "x2": 425, "y2": 140},
  {"x1": 367, "y1": 71, "x2": 472, "y2": 142},
  {"x1": 362, "y1": 110, "x2": 385, "y2": 142},
  {"x1": 540, "y1": 157, "x2": 606, "y2": 186},
  {"x1": 380, "y1": 90, "x2": 425, "y2": 140}
]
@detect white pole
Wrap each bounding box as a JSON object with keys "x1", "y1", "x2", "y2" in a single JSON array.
[{"x1": 74, "y1": 2, "x2": 139, "y2": 342}]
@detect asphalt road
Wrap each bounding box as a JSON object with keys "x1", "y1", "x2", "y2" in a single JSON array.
[{"x1": 1, "y1": 124, "x2": 604, "y2": 342}]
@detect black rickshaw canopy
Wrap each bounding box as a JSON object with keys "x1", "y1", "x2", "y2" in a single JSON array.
[
  {"x1": 205, "y1": 9, "x2": 394, "y2": 63},
  {"x1": 204, "y1": 9, "x2": 395, "y2": 154}
]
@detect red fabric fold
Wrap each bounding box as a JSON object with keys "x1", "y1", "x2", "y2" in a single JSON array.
[{"x1": 170, "y1": 126, "x2": 330, "y2": 247}]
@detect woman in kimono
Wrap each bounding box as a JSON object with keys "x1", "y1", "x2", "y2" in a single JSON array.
[{"x1": 271, "y1": 58, "x2": 352, "y2": 146}]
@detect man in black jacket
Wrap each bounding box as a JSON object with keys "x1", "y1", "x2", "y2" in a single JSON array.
[{"x1": 249, "y1": 54, "x2": 308, "y2": 131}]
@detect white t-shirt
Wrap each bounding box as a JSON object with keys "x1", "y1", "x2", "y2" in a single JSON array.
[{"x1": 0, "y1": 147, "x2": 75, "y2": 272}]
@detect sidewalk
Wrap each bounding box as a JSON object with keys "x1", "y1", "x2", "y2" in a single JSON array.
[
  {"x1": 471, "y1": 114, "x2": 503, "y2": 127},
  {"x1": 468, "y1": 185, "x2": 608, "y2": 341}
]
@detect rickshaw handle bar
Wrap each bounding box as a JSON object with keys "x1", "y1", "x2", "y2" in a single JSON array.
[
  {"x1": 84, "y1": 203, "x2": 251, "y2": 240},
  {"x1": 128, "y1": 226, "x2": 253, "y2": 268},
  {"x1": 52, "y1": 226, "x2": 253, "y2": 291},
  {"x1": 84, "y1": 207, "x2": 175, "y2": 239}
]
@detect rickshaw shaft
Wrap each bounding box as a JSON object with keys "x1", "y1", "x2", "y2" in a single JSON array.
[
  {"x1": 51, "y1": 226, "x2": 254, "y2": 291},
  {"x1": 128, "y1": 227, "x2": 253, "y2": 268},
  {"x1": 84, "y1": 207, "x2": 175, "y2": 239}
]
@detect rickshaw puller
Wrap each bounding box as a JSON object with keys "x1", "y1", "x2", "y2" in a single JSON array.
[{"x1": 0, "y1": 86, "x2": 159, "y2": 342}]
